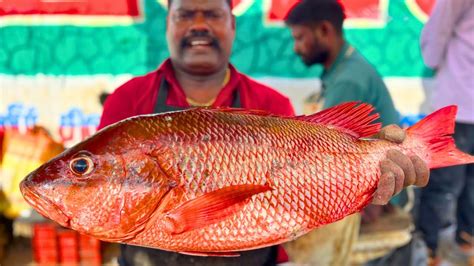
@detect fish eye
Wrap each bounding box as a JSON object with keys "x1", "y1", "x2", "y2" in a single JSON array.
[{"x1": 69, "y1": 156, "x2": 94, "y2": 176}]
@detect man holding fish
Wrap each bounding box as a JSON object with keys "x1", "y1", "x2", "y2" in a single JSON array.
[
  {"x1": 22, "y1": 0, "x2": 434, "y2": 265},
  {"x1": 99, "y1": 0, "x2": 428, "y2": 265}
]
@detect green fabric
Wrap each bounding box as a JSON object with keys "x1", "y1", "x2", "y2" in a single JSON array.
[{"x1": 321, "y1": 43, "x2": 400, "y2": 126}]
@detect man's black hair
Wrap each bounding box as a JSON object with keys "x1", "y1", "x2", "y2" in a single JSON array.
[
  {"x1": 285, "y1": 0, "x2": 345, "y2": 33},
  {"x1": 168, "y1": 0, "x2": 233, "y2": 8}
]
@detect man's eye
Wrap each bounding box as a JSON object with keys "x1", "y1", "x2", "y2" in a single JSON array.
[
  {"x1": 176, "y1": 11, "x2": 194, "y2": 20},
  {"x1": 204, "y1": 11, "x2": 222, "y2": 19}
]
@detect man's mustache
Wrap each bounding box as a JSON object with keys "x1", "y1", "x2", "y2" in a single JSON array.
[{"x1": 180, "y1": 31, "x2": 220, "y2": 50}]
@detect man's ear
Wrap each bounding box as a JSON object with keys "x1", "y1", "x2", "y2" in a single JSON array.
[
  {"x1": 231, "y1": 14, "x2": 236, "y2": 30},
  {"x1": 313, "y1": 21, "x2": 333, "y2": 40},
  {"x1": 312, "y1": 24, "x2": 323, "y2": 40},
  {"x1": 319, "y1": 21, "x2": 333, "y2": 37}
]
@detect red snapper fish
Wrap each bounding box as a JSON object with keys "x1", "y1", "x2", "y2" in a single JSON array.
[{"x1": 20, "y1": 102, "x2": 474, "y2": 256}]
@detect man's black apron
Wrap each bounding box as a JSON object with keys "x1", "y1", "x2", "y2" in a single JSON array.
[{"x1": 118, "y1": 77, "x2": 279, "y2": 266}]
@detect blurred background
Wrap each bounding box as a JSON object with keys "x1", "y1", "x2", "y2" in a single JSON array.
[{"x1": 0, "y1": 0, "x2": 456, "y2": 265}]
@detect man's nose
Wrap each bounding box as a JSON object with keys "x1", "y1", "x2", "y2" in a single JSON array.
[{"x1": 188, "y1": 12, "x2": 211, "y2": 33}]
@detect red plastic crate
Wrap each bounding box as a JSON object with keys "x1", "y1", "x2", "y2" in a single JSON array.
[
  {"x1": 57, "y1": 230, "x2": 77, "y2": 241},
  {"x1": 34, "y1": 250, "x2": 58, "y2": 264},
  {"x1": 31, "y1": 224, "x2": 105, "y2": 265},
  {"x1": 57, "y1": 229, "x2": 79, "y2": 264},
  {"x1": 33, "y1": 223, "x2": 56, "y2": 232},
  {"x1": 78, "y1": 234, "x2": 102, "y2": 263},
  {"x1": 33, "y1": 242, "x2": 56, "y2": 249},
  {"x1": 32, "y1": 223, "x2": 59, "y2": 264},
  {"x1": 79, "y1": 234, "x2": 101, "y2": 249},
  {"x1": 33, "y1": 224, "x2": 56, "y2": 238}
]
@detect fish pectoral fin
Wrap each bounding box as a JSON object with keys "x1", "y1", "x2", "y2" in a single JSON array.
[
  {"x1": 179, "y1": 251, "x2": 240, "y2": 257},
  {"x1": 163, "y1": 184, "x2": 272, "y2": 235}
]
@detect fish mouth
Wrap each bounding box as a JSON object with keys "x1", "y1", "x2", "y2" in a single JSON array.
[{"x1": 20, "y1": 181, "x2": 70, "y2": 228}]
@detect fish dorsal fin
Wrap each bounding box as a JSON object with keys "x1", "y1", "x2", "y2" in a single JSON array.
[
  {"x1": 163, "y1": 184, "x2": 272, "y2": 235},
  {"x1": 203, "y1": 102, "x2": 380, "y2": 138},
  {"x1": 293, "y1": 102, "x2": 381, "y2": 138}
]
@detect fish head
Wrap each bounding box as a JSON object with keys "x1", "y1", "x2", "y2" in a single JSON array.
[{"x1": 20, "y1": 123, "x2": 173, "y2": 240}]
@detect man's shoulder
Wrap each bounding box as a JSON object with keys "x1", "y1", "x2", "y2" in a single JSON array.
[
  {"x1": 115, "y1": 71, "x2": 158, "y2": 93},
  {"x1": 239, "y1": 73, "x2": 289, "y2": 100},
  {"x1": 342, "y1": 50, "x2": 381, "y2": 79},
  {"x1": 335, "y1": 53, "x2": 386, "y2": 90},
  {"x1": 107, "y1": 70, "x2": 159, "y2": 109},
  {"x1": 238, "y1": 73, "x2": 294, "y2": 116},
  {"x1": 99, "y1": 70, "x2": 159, "y2": 129},
  {"x1": 106, "y1": 70, "x2": 159, "y2": 105}
]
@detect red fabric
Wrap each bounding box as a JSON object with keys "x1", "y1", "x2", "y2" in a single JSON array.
[
  {"x1": 276, "y1": 245, "x2": 289, "y2": 263},
  {"x1": 98, "y1": 59, "x2": 295, "y2": 130},
  {"x1": 97, "y1": 59, "x2": 294, "y2": 263}
]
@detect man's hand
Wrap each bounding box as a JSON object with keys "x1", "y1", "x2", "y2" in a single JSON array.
[
  {"x1": 372, "y1": 125, "x2": 430, "y2": 205},
  {"x1": 361, "y1": 203, "x2": 394, "y2": 224}
]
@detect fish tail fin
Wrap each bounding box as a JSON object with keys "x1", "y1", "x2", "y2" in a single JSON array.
[{"x1": 407, "y1": 105, "x2": 474, "y2": 169}]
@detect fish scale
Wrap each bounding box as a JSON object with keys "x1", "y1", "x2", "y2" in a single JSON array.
[{"x1": 20, "y1": 103, "x2": 474, "y2": 255}]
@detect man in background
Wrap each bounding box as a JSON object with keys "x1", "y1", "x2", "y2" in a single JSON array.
[
  {"x1": 284, "y1": 1, "x2": 419, "y2": 265},
  {"x1": 419, "y1": 0, "x2": 473, "y2": 265}
]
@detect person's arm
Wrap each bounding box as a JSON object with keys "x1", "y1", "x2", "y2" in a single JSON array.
[
  {"x1": 420, "y1": 0, "x2": 470, "y2": 69},
  {"x1": 97, "y1": 83, "x2": 136, "y2": 130}
]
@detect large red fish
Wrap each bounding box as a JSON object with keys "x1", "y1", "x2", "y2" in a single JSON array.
[{"x1": 20, "y1": 102, "x2": 474, "y2": 256}]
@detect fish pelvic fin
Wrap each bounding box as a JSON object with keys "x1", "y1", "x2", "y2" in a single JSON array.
[
  {"x1": 407, "y1": 105, "x2": 474, "y2": 169},
  {"x1": 293, "y1": 102, "x2": 381, "y2": 138},
  {"x1": 162, "y1": 184, "x2": 272, "y2": 235}
]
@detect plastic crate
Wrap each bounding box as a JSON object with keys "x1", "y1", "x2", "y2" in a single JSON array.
[
  {"x1": 32, "y1": 223, "x2": 58, "y2": 264},
  {"x1": 57, "y1": 229, "x2": 79, "y2": 264},
  {"x1": 32, "y1": 223, "x2": 104, "y2": 265},
  {"x1": 79, "y1": 233, "x2": 102, "y2": 263}
]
